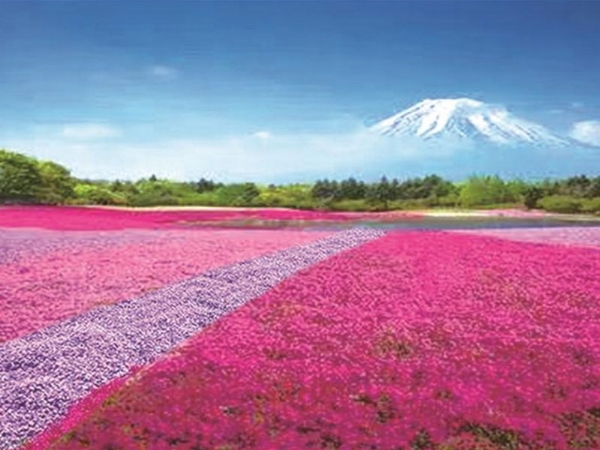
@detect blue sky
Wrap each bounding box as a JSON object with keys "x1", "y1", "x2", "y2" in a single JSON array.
[{"x1": 1, "y1": 0, "x2": 599, "y2": 182}]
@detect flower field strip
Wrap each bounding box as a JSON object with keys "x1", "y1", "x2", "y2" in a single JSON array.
[
  {"x1": 0, "y1": 228, "x2": 162, "y2": 265},
  {"x1": 0, "y1": 228, "x2": 385, "y2": 450},
  {"x1": 0, "y1": 229, "x2": 333, "y2": 343},
  {"x1": 0, "y1": 206, "x2": 422, "y2": 231},
  {"x1": 41, "y1": 231, "x2": 600, "y2": 450},
  {"x1": 451, "y1": 226, "x2": 600, "y2": 249},
  {"x1": 0, "y1": 206, "x2": 163, "y2": 231}
]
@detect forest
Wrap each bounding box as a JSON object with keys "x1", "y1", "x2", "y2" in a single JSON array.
[{"x1": 1, "y1": 148, "x2": 599, "y2": 214}]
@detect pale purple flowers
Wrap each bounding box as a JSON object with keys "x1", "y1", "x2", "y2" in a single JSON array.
[{"x1": 0, "y1": 228, "x2": 384, "y2": 450}]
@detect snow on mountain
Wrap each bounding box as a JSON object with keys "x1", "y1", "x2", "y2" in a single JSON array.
[{"x1": 371, "y1": 98, "x2": 570, "y2": 147}]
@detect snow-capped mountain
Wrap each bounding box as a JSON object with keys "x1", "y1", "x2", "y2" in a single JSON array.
[{"x1": 371, "y1": 98, "x2": 570, "y2": 147}]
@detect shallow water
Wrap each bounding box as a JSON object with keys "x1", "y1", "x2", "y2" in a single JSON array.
[{"x1": 322, "y1": 216, "x2": 600, "y2": 231}]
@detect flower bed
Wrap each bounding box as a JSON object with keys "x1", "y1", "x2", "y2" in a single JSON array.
[
  {"x1": 0, "y1": 228, "x2": 160, "y2": 264},
  {"x1": 0, "y1": 206, "x2": 423, "y2": 231},
  {"x1": 1, "y1": 229, "x2": 384, "y2": 450},
  {"x1": 0, "y1": 228, "x2": 333, "y2": 343},
  {"x1": 32, "y1": 231, "x2": 600, "y2": 449},
  {"x1": 452, "y1": 226, "x2": 600, "y2": 249}
]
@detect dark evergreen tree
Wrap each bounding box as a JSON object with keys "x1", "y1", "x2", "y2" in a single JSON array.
[
  {"x1": 196, "y1": 177, "x2": 217, "y2": 193},
  {"x1": 524, "y1": 186, "x2": 543, "y2": 209}
]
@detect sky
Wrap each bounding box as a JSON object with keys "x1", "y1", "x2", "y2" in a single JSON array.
[{"x1": 1, "y1": 0, "x2": 599, "y2": 182}]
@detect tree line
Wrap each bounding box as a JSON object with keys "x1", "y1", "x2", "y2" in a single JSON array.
[{"x1": 1, "y1": 148, "x2": 599, "y2": 214}]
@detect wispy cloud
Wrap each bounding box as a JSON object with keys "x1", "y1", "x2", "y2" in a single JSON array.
[
  {"x1": 570, "y1": 120, "x2": 600, "y2": 147},
  {"x1": 148, "y1": 65, "x2": 179, "y2": 79},
  {"x1": 62, "y1": 123, "x2": 121, "y2": 140},
  {"x1": 570, "y1": 102, "x2": 585, "y2": 109},
  {"x1": 252, "y1": 131, "x2": 272, "y2": 139},
  {"x1": 4, "y1": 126, "x2": 468, "y2": 182}
]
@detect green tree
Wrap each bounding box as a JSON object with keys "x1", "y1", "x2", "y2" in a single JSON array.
[
  {"x1": 311, "y1": 179, "x2": 339, "y2": 201},
  {"x1": 130, "y1": 178, "x2": 181, "y2": 206},
  {"x1": 338, "y1": 177, "x2": 366, "y2": 200},
  {"x1": 587, "y1": 177, "x2": 600, "y2": 198},
  {"x1": 108, "y1": 180, "x2": 139, "y2": 204},
  {"x1": 196, "y1": 177, "x2": 218, "y2": 193},
  {"x1": 505, "y1": 179, "x2": 528, "y2": 203},
  {"x1": 459, "y1": 175, "x2": 508, "y2": 207},
  {"x1": 538, "y1": 195, "x2": 582, "y2": 214},
  {"x1": 523, "y1": 186, "x2": 543, "y2": 209},
  {"x1": 74, "y1": 183, "x2": 127, "y2": 205},
  {"x1": 540, "y1": 178, "x2": 561, "y2": 197},
  {"x1": 37, "y1": 160, "x2": 75, "y2": 204},
  {"x1": 0, "y1": 149, "x2": 43, "y2": 203},
  {"x1": 368, "y1": 176, "x2": 394, "y2": 210},
  {"x1": 564, "y1": 175, "x2": 590, "y2": 197},
  {"x1": 239, "y1": 182, "x2": 260, "y2": 204},
  {"x1": 215, "y1": 183, "x2": 260, "y2": 206}
]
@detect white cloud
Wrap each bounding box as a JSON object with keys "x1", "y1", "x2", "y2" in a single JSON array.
[
  {"x1": 149, "y1": 65, "x2": 178, "y2": 79},
  {"x1": 62, "y1": 123, "x2": 121, "y2": 140},
  {"x1": 569, "y1": 120, "x2": 600, "y2": 147},
  {"x1": 570, "y1": 102, "x2": 585, "y2": 109},
  {"x1": 252, "y1": 131, "x2": 272, "y2": 139},
  {"x1": 2, "y1": 126, "x2": 470, "y2": 182}
]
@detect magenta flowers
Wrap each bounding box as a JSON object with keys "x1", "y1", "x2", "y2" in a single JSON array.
[
  {"x1": 3, "y1": 206, "x2": 600, "y2": 450},
  {"x1": 24, "y1": 230, "x2": 600, "y2": 450},
  {"x1": 0, "y1": 228, "x2": 332, "y2": 343},
  {"x1": 0, "y1": 226, "x2": 383, "y2": 450},
  {"x1": 453, "y1": 226, "x2": 600, "y2": 249},
  {"x1": 0, "y1": 206, "x2": 422, "y2": 231}
]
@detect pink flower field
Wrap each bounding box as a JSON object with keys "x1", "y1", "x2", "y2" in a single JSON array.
[
  {"x1": 1, "y1": 207, "x2": 600, "y2": 450},
  {"x1": 453, "y1": 226, "x2": 600, "y2": 249},
  {"x1": 0, "y1": 206, "x2": 422, "y2": 231},
  {"x1": 0, "y1": 227, "x2": 332, "y2": 343}
]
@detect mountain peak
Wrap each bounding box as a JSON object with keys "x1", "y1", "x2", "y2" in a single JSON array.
[
  {"x1": 421, "y1": 97, "x2": 483, "y2": 107},
  {"x1": 372, "y1": 98, "x2": 569, "y2": 147}
]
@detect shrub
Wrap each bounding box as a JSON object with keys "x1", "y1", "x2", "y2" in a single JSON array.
[
  {"x1": 538, "y1": 195, "x2": 582, "y2": 214},
  {"x1": 329, "y1": 199, "x2": 369, "y2": 212},
  {"x1": 458, "y1": 175, "x2": 509, "y2": 207},
  {"x1": 580, "y1": 197, "x2": 600, "y2": 215},
  {"x1": 74, "y1": 184, "x2": 127, "y2": 206},
  {"x1": 389, "y1": 198, "x2": 433, "y2": 210},
  {"x1": 436, "y1": 194, "x2": 459, "y2": 207}
]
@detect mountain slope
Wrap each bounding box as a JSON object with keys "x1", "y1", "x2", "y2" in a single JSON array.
[{"x1": 371, "y1": 98, "x2": 570, "y2": 147}]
